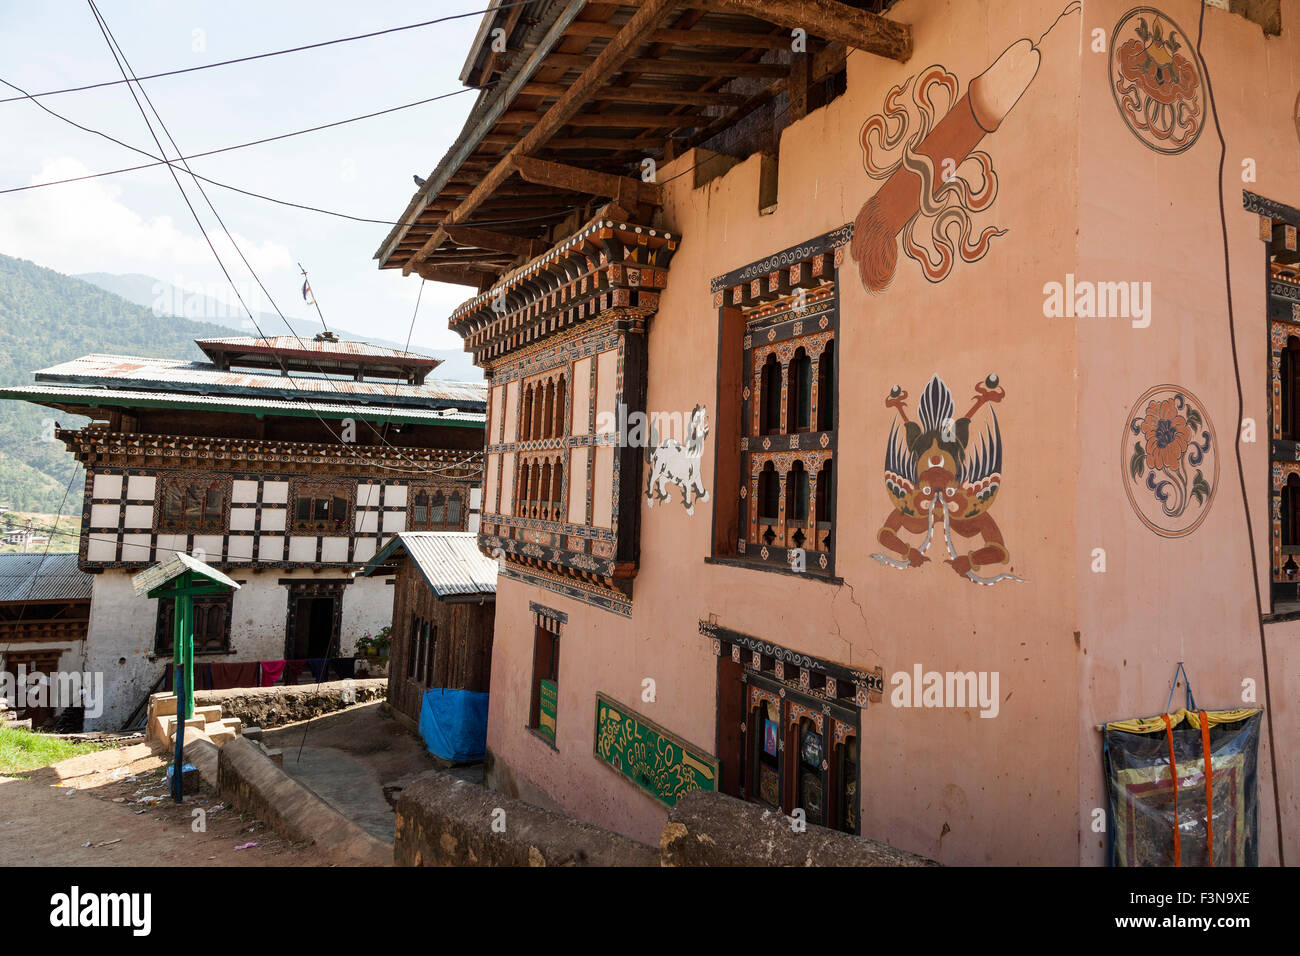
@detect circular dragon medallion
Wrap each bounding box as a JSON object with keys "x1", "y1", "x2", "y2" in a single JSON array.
[
  {"x1": 1122, "y1": 385, "x2": 1217, "y2": 537},
  {"x1": 1109, "y1": 7, "x2": 1204, "y2": 155}
]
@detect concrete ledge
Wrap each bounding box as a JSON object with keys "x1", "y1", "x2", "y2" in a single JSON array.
[
  {"x1": 182, "y1": 737, "x2": 219, "y2": 789},
  {"x1": 395, "y1": 771, "x2": 659, "y2": 867},
  {"x1": 195, "y1": 680, "x2": 386, "y2": 729},
  {"x1": 216, "y1": 736, "x2": 391, "y2": 866},
  {"x1": 661, "y1": 791, "x2": 940, "y2": 867}
]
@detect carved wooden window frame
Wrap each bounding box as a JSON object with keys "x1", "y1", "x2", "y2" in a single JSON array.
[
  {"x1": 408, "y1": 484, "x2": 468, "y2": 531},
  {"x1": 710, "y1": 227, "x2": 848, "y2": 581},
  {"x1": 290, "y1": 478, "x2": 354, "y2": 534},
  {"x1": 155, "y1": 593, "x2": 233, "y2": 656},
  {"x1": 156, "y1": 474, "x2": 228, "y2": 533}
]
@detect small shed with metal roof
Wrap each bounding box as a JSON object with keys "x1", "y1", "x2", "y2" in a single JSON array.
[
  {"x1": 362, "y1": 532, "x2": 497, "y2": 728},
  {"x1": 0, "y1": 552, "x2": 95, "y2": 728}
]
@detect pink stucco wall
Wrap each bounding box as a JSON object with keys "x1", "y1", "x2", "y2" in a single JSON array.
[{"x1": 484, "y1": 0, "x2": 1297, "y2": 864}]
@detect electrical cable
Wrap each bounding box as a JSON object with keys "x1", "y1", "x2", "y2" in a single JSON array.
[
  {"x1": 0, "y1": 0, "x2": 532, "y2": 105},
  {"x1": 84, "y1": 1, "x2": 482, "y2": 483},
  {"x1": 0, "y1": 85, "x2": 481, "y2": 196},
  {"x1": 1195, "y1": 0, "x2": 1286, "y2": 867}
]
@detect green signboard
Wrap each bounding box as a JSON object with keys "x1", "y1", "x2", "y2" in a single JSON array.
[
  {"x1": 593, "y1": 692, "x2": 718, "y2": 807},
  {"x1": 538, "y1": 679, "x2": 557, "y2": 742}
]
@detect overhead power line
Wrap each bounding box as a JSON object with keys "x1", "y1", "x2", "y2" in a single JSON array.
[
  {"x1": 0, "y1": 85, "x2": 480, "y2": 197},
  {"x1": 0, "y1": 74, "x2": 587, "y2": 233},
  {"x1": 0, "y1": 0, "x2": 532, "y2": 105},
  {"x1": 84, "y1": 0, "x2": 482, "y2": 481}
]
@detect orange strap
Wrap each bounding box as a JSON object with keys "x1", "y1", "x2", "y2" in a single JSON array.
[
  {"x1": 1162, "y1": 713, "x2": 1181, "y2": 867},
  {"x1": 1200, "y1": 710, "x2": 1214, "y2": 867}
]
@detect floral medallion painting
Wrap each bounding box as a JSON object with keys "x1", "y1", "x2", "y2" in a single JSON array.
[{"x1": 1122, "y1": 385, "x2": 1217, "y2": 537}]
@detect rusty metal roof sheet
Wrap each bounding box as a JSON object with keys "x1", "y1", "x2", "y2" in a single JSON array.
[
  {"x1": 195, "y1": 336, "x2": 442, "y2": 362},
  {"x1": 132, "y1": 551, "x2": 241, "y2": 597},
  {"x1": 30, "y1": 354, "x2": 486, "y2": 410},
  {"x1": 0, "y1": 384, "x2": 486, "y2": 427},
  {"x1": 361, "y1": 532, "x2": 496, "y2": 599},
  {"x1": 0, "y1": 552, "x2": 92, "y2": 603}
]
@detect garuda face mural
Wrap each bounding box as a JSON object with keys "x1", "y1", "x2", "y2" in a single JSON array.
[{"x1": 872, "y1": 374, "x2": 1024, "y2": 586}]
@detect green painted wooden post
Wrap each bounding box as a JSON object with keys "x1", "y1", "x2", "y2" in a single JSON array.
[
  {"x1": 171, "y1": 578, "x2": 184, "y2": 717},
  {"x1": 180, "y1": 586, "x2": 195, "y2": 720}
]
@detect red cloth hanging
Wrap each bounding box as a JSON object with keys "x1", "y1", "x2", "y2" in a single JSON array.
[{"x1": 259, "y1": 660, "x2": 286, "y2": 687}]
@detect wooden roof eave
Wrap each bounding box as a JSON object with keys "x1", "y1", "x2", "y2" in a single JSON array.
[
  {"x1": 374, "y1": 0, "x2": 590, "y2": 270},
  {"x1": 382, "y1": 0, "x2": 913, "y2": 277}
]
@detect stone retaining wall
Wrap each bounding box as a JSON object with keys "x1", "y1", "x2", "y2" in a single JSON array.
[
  {"x1": 395, "y1": 771, "x2": 660, "y2": 866},
  {"x1": 661, "y1": 790, "x2": 940, "y2": 866},
  {"x1": 215, "y1": 736, "x2": 391, "y2": 866},
  {"x1": 194, "y1": 679, "x2": 386, "y2": 729}
]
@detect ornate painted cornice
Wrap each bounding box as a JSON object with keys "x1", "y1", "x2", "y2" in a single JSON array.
[{"x1": 449, "y1": 216, "x2": 678, "y2": 367}]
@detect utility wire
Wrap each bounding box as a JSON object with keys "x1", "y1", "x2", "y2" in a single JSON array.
[
  {"x1": 0, "y1": 73, "x2": 414, "y2": 226},
  {"x1": 0, "y1": 0, "x2": 532, "y2": 105},
  {"x1": 85, "y1": 1, "x2": 482, "y2": 482},
  {"x1": 0, "y1": 85, "x2": 480, "y2": 196},
  {"x1": 1, "y1": 72, "x2": 579, "y2": 234},
  {"x1": 1195, "y1": 0, "x2": 1286, "y2": 867}
]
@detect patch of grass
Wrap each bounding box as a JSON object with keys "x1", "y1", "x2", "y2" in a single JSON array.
[{"x1": 0, "y1": 727, "x2": 104, "y2": 774}]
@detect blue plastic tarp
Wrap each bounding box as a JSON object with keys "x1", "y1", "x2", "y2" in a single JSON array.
[{"x1": 418, "y1": 689, "x2": 489, "y2": 763}]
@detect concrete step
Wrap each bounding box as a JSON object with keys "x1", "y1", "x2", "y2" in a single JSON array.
[
  {"x1": 193, "y1": 705, "x2": 223, "y2": 726},
  {"x1": 206, "y1": 726, "x2": 236, "y2": 746},
  {"x1": 159, "y1": 715, "x2": 208, "y2": 742}
]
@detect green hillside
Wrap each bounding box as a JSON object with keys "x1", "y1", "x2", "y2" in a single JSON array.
[{"x1": 0, "y1": 253, "x2": 245, "y2": 513}]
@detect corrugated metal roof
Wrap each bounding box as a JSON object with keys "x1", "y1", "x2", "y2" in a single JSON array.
[
  {"x1": 0, "y1": 552, "x2": 92, "y2": 603},
  {"x1": 196, "y1": 336, "x2": 442, "y2": 363},
  {"x1": 131, "y1": 551, "x2": 242, "y2": 597},
  {"x1": 363, "y1": 532, "x2": 496, "y2": 599},
  {"x1": 32, "y1": 354, "x2": 486, "y2": 408},
  {"x1": 0, "y1": 385, "x2": 486, "y2": 427}
]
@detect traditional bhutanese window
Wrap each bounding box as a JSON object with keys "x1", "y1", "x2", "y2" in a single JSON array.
[
  {"x1": 760, "y1": 355, "x2": 781, "y2": 435},
  {"x1": 1256, "y1": 194, "x2": 1300, "y2": 606},
  {"x1": 788, "y1": 348, "x2": 812, "y2": 433},
  {"x1": 155, "y1": 594, "x2": 232, "y2": 655},
  {"x1": 712, "y1": 227, "x2": 847, "y2": 578},
  {"x1": 1283, "y1": 336, "x2": 1300, "y2": 440},
  {"x1": 832, "y1": 731, "x2": 859, "y2": 833},
  {"x1": 522, "y1": 384, "x2": 534, "y2": 440},
  {"x1": 292, "y1": 481, "x2": 351, "y2": 533},
  {"x1": 158, "y1": 476, "x2": 226, "y2": 532},
  {"x1": 707, "y1": 622, "x2": 868, "y2": 835},
  {"x1": 515, "y1": 369, "x2": 569, "y2": 523},
  {"x1": 454, "y1": 216, "x2": 678, "y2": 617},
  {"x1": 750, "y1": 694, "x2": 781, "y2": 809},
  {"x1": 794, "y1": 714, "x2": 825, "y2": 827},
  {"x1": 410, "y1": 486, "x2": 466, "y2": 531}
]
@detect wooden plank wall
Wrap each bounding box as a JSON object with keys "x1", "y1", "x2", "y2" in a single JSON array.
[{"x1": 387, "y1": 556, "x2": 496, "y2": 724}]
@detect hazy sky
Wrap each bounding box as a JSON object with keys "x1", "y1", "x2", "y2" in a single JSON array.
[{"x1": 0, "y1": 0, "x2": 489, "y2": 350}]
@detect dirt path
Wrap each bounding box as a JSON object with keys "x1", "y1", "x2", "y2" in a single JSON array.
[{"x1": 0, "y1": 742, "x2": 329, "y2": 867}]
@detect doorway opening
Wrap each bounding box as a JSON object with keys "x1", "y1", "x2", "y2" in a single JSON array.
[{"x1": 285, "y1": 583, "x2": 344, "y2": 661}]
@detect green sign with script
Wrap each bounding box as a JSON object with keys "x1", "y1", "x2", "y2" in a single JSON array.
[
  {"x1": 538, "y1": 679, "x2": 557, "y2": 742},
  {"x1": 593, "y1": 692, "x2": 718, "y2": 807}
]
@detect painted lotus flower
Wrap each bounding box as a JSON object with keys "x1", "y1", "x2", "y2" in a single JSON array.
[{"x1": 1139, "y1": 399, "x2": 1192, "y2": 471}]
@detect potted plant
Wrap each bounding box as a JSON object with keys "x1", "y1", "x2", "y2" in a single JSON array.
[
  {"x1": 355, "y1": 634, "x2": 375, "y2": 657},
  {"x1": 373, "y1": 626, "x2": 392, "y2": 659}
]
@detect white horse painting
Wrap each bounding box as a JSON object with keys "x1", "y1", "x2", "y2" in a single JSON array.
[{"x1": 645, "y1": 404, "x2": 710, "y2": 515}]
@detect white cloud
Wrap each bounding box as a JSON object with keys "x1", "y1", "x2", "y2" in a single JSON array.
[{"x1": 0, "y1": 157, "x2": 294, "y2": 280}]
